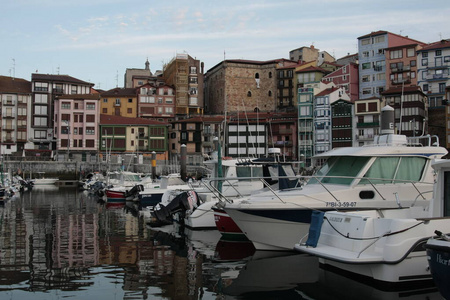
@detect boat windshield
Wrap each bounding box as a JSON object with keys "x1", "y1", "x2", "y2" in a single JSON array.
[
  {"x1": 358, "y1": 156, "x2": 426, "y2": 184},
  {"x1": 309, "y1": 156, "x2": 370, "y2": 185},
  {"x1": 236, "y1": 166, "x2": 263, "y2": 181}
]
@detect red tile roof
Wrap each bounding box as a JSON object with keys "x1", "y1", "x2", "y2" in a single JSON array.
[
  {"x1": 100, "y1": 114, "x2": 168, "y2": 126},
  {"x1": 101, "y1": 87, "x2": 137, "y2": 96},
  {"x1": 31, "y1": 73, "x2": 93, "y2": 86},
  {"x1": 418, "y1": 39, "x2": 450, "y2": 51},
  {"x1": 0, "y1": 76, "x2": 31, "y2": 93}
]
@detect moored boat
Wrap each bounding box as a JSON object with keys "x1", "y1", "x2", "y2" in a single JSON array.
[
  {"x1": 425, "y1": 231, "x2": 450, "y2": 299},
  {"x1": 294, "y1": 158, "x2": 450, "y2": 285},
  {"x1": 224, "y1": 106, "x2": 448, "y2": 251}
]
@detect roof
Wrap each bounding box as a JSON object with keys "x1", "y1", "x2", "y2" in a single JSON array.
[
  {"x1": 357, "y1": 31, "x2": 424, "y2": 45},
  {"x1": 316, "y1": 87, "x2": 340, "y2": 97},
  {"x1": 31, "y1": 73, "x2": 93, "y2": 86},
  {"x1": 100, "y1": 114, "x2": 168, "y2": 126},
  {"x1": 57, "y1": 94, "x2": 101, "y2": 100},
  {"x1": 418, "y1": 39, "x2": 450, "y2": 52},
  {"x1": 206, "y1": 58, "x2": 296, "y2": 73},
  {"x1": 101, "y1": 87, "x2": 137, "y2": 97},
  {"x1": 175, "y1": 116, "x2": 224, "y2": 123},
  {"x1": 0, "y1": 76, "x2": 31, "y2": 93},
  {"x1": 296, "y1": 66, "x2": 329, "y2": 74},
  {"x1": 382, "y1": 85, "x2": 424, "y2": 95}
]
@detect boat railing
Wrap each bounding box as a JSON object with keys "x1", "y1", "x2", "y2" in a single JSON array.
[
  {"x1": 205, "y1": 174, "x2": 434, "y2": 206},
  {"x1": 406, "y1": 134, "x2": 440, "y2": 147}
]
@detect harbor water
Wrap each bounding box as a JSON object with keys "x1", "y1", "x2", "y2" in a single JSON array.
[{"x1": 0, "y1": 187, "x2": 444, "y2": 300}]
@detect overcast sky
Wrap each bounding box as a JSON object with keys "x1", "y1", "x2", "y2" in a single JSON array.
[{"x1": 2, "y1": 0, "x2": 449, "y2": 90}]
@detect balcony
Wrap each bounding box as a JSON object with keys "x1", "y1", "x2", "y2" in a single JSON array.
[
  {"x1": 3, "y1": 101, "x2": 14, "y2": 106},
  {"x1": 357, "y1": 122, "x2": 379, "y2": 128},
  {"x1": 391, "y1": 65, "x2": 411, "y2": 73},
  {"x1": 427, "y1": 73, "x2": 449, "y2": 81},
  {"x1": 391, "y1": 78, "x2": 411, "y2": 85},
  {"x1": 357, "y1": 134, "x2": 374, "y2": 141},
  {"x1": 53, "y1": 88, "x2": 64, "y2": 94}
]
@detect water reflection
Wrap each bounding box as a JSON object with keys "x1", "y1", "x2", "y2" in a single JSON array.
[{"x1": 0, "y1": 188, "x2": 444, "y2": 300}]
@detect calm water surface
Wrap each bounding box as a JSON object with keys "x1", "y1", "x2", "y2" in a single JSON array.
[{"x1": 0, "y1": 187, "x2": 444, "y2": 300}]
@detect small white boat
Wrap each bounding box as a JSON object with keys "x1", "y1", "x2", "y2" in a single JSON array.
[
  {"x1": 32, "y1": 172, "x2": 58, "y2": 185},
  {"x1": 294, "y1": 158, "x2": 450, "y2": 284}
]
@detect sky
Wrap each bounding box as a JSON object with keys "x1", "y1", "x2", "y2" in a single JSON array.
[{"x1": 2, "y1": 0, "x2": 450, "y2": 91}]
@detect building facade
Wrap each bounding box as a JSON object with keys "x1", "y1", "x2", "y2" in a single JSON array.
[
  {"x1": 0, "y1": 76, "x2": 31, "y2": 156},
  {"x1": 331, "y1": 99, "x2": 354, "y2": 148},
  {"x1": 137, "y1": 83, "x2": 176, "y2": 122},
  {"x1": 417, "y1": 39, "x2": 450, "y2": 108},
  {"x1": 54, "y1": 94, "x2": 101, "y2": 161},
  {"x1": 30, "y1": 74, "x2": 94, "y2": 152},
  {"x1": 163, "y1": 54, "x2": 204, "y2": 116},
  {"x1": 354, "y1": 97, "x2": 385, "y2": 146},
  {"x1": 357, "y1": 31, "x2": 424, "y2": 99},
  {"x1": 204, "y1": 59, "x2": 287, "y2": 114},
  {"x1": 100, "y1": 88, "x2": 138, "y2": 118},
  {"x1": 322, "y1": 63, "x2": 360, "y2": 101}
]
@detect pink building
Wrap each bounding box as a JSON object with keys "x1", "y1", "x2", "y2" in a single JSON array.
[
  {"x1": 322, "y1": 62, "x2": 359, "y2": 102},
  {"x1": 137, "y1": 83, "x2": 176, "y2": 122},
  {"x1": 54, "y1": 93, "x2": 101, "y2": 161}
]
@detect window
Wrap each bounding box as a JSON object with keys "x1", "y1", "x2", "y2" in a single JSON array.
[
  {"x1": 166, "y1": 107, "x2": 173, "y2": 113},
  {"x1": 436, "y1": 50, "x2": 442, "y2": 56},
  {"x1": 407, "y1": 48, "x2": 415, "y2": 57},
  {"x1": 362, "y1": 75, "x2": 370, "y2": 82},
  {"x1": 422, "y1": 59, "x2": 428, "y2": 66},
  {"x1": 423, "y1": 84, "x2": 429, "y2": 92},
  {"x1": 166, "y1": 98, "x2": 173, "y2": 104},
  {"x1": 86, "y1": 103, "x2": 95, "y2": 110},
  {"x1": 362, "y1": 63, "x2": 371, "y2": 69},
  {"x1": 35, "y1": 94, "x2": 48, "y2": 103},
  {"x1": 362, "y1": 88, "x2": 372, "y2": 95},
  {"x1": 115, "y1": 99, "x2": 120, "y2": 105},
  {"x1": 422, "y1": 52, "x2": 428, "y2": 57},
  {"x1": 374, "y1": 36, "x2": 385, "y2": 43},
  {"x1": 34, "y1": 82, "x2": 48, "y2": 92},
  {"x1": 71, "y1": 85, "x2": 77, "y2": 94},
  {"x1": 390, "y1": 50, "x2": 403, "y2": 59},
  {"x1": 86, "y1": 127, "x2": 95, "y2": 135},
  {"x1": 361, "y1": 38, "x2": 370, "y2": 45},
  {"x1": 34, "y1": 117, "x2": 47, "y2": 126},
  {"x1": 34, "y1": 105, "x2": 48, "y2": 115},
  {"x1": 128, "y1": 98, "x2": 132, "y2": 103},
  {"x1": 103, "y1": 108, "x2": 107, "y2": 113},
  {"x1": 103, "y1": 98, "x2": 108, "y2": 103},
  {"x1": 86, "y1": 115, "x2": 95, "y2": 122},
  {"x1": 127, "y1": 108, "x2": 132, "y2": 114},
  {"x1": 445, "y1": 56, "x2": 450, "y2": 63},
  {"x1": 363, "y1": 51, "x2": 369, "y2": 57},
  {"x1": 34, "y1": 130, "x2": 47, "y2": 139},
  {"x1": 411, "y1": 60, "x2": 416, "y2": 67},
  {"x1": 190, "y1": 66, "x2": 197, "y2": 74}
]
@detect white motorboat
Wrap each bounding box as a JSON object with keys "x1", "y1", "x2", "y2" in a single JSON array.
[
  {"x1": 294, "y1": 158, "x2": 450, "y2": 284},
  {"x1": 425, "y1": 231, "x2": 450, "y2": 299},
  {"x1": 223, "y1": 106, "x2": 448, "y2": 251}
]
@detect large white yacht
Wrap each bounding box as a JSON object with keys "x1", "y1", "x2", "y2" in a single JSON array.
[{"x1": 223, "y1": 106, "x2": 448, "y2": 251}]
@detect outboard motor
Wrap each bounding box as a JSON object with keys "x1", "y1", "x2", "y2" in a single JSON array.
[
  {"x1": 148, "y1": 191, "x2": 200, "y2": 227},
  {"x1": 124, "y1": 184, "x2": 144, "y2": 201}
]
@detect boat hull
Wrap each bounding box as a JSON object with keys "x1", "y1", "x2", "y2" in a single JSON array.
[
  {"x1": 213, "y1": 206, "x2": 247, "y2": 240},
  {"x1": 426, "y1": 238, "x2": 450, "y2": 300},
  {"x1": 105, "y1": 189, "x2": 126, "y2": 203}
]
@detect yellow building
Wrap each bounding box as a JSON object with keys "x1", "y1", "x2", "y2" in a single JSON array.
[{"x1": 100, "y1": 87, "x2": 138, "y2": 118}]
